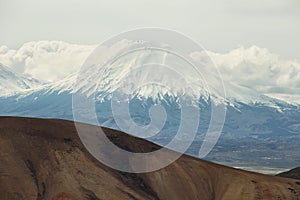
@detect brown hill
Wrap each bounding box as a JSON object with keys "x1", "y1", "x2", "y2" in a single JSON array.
[
  {"x1": 278, "y1": 168, "x2": 300, "y2": 180},
  {"x1": 0, "y1": 116, "x2": 299, "y2": 200}
]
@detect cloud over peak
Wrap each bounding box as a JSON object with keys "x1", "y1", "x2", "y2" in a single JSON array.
[
  {"x1": 0, "y1": 41, "x2": 96, "y2": 82},
  {"x1": 208, "y1": 46, "x2": 300, "y2": 94}
]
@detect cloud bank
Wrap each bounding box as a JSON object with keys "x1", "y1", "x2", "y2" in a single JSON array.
[
  {"x1": 0, "y1": 41, "x2": 299, "y2": 95},
  {"x1": 208, "y1": 46, "x2": 300, "y2": 94},
  {"x1": 0, "y1": 41, "x2": 96, "y2": 82}
]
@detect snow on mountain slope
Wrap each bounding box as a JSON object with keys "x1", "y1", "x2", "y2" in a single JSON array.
[
  {"x1": 0, "y1": 41, "x2": 297, "y2": 120},
  {"x1": 265, "y1": 93, "x2": 300, "y2": 105},
  {"x1": 48, "y1": 48, "x2": 212, "y2": 101},
  {"x1": 32, "y1": 40, "x2": 288, "y2": 109},
  {"x1": 0, "y1": 63, "x2": 41, "y2": 97}
]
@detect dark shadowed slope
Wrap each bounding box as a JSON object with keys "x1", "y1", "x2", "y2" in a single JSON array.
[
  {"x1": 0, "y1": 117, "x2": 299, "y2": 200},
  {"x1": 278, "y1": 168, "x2": 300, "y2": 180}
]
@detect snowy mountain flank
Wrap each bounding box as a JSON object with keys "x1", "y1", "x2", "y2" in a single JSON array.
[
  {"x1": 0, "y1": 41, "x2": 299, "y2": 172},
  {"x1": 0, "y1": 63, "x2": 40, "y2": 96}
]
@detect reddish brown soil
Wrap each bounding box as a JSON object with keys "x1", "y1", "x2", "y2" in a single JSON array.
[{"x1": 0, "y1": 117, "x2": 299, "y2": 200}]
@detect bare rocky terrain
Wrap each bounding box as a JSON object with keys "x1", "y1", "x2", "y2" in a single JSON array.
[
  {"x1": 0, "y1": 117, "x2": 300, "y2": 200},
  {"x1": 278, "y1": 168, "x2": 300, "y2": 180}
]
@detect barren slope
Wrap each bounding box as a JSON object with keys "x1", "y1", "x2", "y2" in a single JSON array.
[
  {"x1": 0, "y1": 117, "x2": 299, "y2": 200},
  {"x1": 278, "y1": 168, "x2": 300, "y2": 180}
]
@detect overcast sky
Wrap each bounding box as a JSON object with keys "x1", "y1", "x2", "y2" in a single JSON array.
[{"x1": 0, "y1": 0, "x2": 299, "y2": 60}]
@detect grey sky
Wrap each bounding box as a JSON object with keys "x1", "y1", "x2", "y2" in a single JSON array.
[{"x1": 0, "y1": 0, "x2": 299, "y2": 59}]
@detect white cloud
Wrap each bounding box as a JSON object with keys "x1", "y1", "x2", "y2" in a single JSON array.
[
  {"x1": 207, "y1": 46, "x2": 300, "y2": 95},
  {"x1": 0, "y1": 41, "x2": 96, "y2": 82},
  {"x1": 0, "y1": 41, "x2": 299, "y2": 95}
]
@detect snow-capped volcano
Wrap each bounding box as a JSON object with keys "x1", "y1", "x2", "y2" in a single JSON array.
[
  {"x1": 40, "y1": 41, "x2": 281, "y2": 109},
  {"x1": 0, "y1": 42, "x2": 299, "y2": 171},
  {"x1": 48, "y1": 48, "x2": 215, "y2": 101},
  {"x1": 0, "y1": 39, "x2": 298, "y2": 114}
]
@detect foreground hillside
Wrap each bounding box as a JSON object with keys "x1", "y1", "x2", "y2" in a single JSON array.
[{"x1": 0, "y1": 117, "x2": 299, "y2": 200}]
